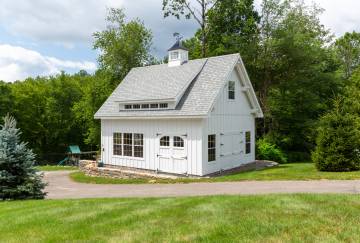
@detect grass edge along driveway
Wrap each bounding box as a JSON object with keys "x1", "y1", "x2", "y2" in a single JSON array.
[
  {"x1": 69, "y1": 163, "x2": 360, "y2": 185},
  {"x1": 1, "y1": 194, "x2": 360, "y2": 242}
]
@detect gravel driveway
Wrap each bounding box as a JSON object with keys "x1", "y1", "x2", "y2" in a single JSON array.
[{"x1": 44, "y1": 171, "x2": 360, "y2": 199}]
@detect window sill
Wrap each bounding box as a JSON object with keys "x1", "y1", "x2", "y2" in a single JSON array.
[
  {"x1": 112, "y1": 155, "x2": 145, "y2": 161},
  {"x1": 173, "y1": 147, "x2": 185, "y2": 150}
]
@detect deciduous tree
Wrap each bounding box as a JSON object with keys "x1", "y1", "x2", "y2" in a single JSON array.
[
  {"x1": 335, "y1": 31, "x2": 360, "y2": 79},
  {"x1": 162, "y1": 0, "x2": 217, "y2": 57},
  {"x1": 94, "y1": 8, "x2": 153, "y2": 86}
]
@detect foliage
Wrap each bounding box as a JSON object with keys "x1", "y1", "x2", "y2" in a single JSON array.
[
  {"x1": 335, "y1": 31, "x2": 360, "y2": 79},
  {"x1": 9, "y1": 72, "x2": 89, "y2": 163},
  {"x1": 162, "y1": 0, "x2": 217, "y2": 57},
  {"x1": 72, "y1": 71, "x2": 112, "y2": 146},
  {"x1": 206, "y1": 0, "x2": 260, "y2": 59},
  {"x1": 313, "y1": 68, "x2": 360, "y2": 172},
  {"x1": 0, "y1": 82, "x2": 13, "y2": 119},
  {"x1": 0, "y1": 115, "x2": 46, "y2": 200},
  {"x1": 256, "y1": 138, "x2": 287, "y2": 163},
  {"x1": 94, "y1": 8, "x2": 153, "y2": 86},
  {"x1": 312, "y1": 100, "x2": 360, "y2": 172},
  {"x1": 182, "y1": 31, "x2": 203, "y2": 60},
  {"x1": 257, "y1": 0, "x2": 341, "y2": 153}
]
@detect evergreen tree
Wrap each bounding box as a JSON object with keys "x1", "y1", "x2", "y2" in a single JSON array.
[
  {"x1": 0, "y1": 115, "x2": 46, "y2": 200},
  {"x1": 312, "y1": 100, "x2": 360, "y2": 172}
]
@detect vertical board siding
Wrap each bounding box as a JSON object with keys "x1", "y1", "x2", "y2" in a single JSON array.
[
  {"x1": 203, "y1": 68, "x2": 256, "y2": 175},
  {"x1": 101, "y1": 118, "x2": 204, "y2": 176}
]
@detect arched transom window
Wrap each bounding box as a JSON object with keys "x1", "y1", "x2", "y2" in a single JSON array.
[
  {"x1": 173, "y1": 136, "x2": 184, "y2": 148},
  {"x1": 160, "y1": 136, "x2": 170, "y2": 147}
]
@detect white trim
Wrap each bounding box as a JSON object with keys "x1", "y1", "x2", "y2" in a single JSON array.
[
  {"x1": 207, "y1": 54, "x2": 263, "y2": 118},
  {"x1": 116, "y1": 99, "x2": 174, "y2": 103},
  {"x1": 236, "y1": 59, "x2": 264, "y2": 118},
  {"x1": 95, "y1": 115, "x2": 206, "y2": 120},
  {"x1": 112, "y1": 155, "x2": 145, "y2": 161}
]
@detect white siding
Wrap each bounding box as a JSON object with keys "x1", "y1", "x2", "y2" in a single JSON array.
[
  {"x1": 101, "y1": 118, "x2": 204, "y2": 176},
  {"x1": 203, "y1": 68, "x2": 256, "y2": 175}
]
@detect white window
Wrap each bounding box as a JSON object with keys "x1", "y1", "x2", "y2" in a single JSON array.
[
  {"x1": 133, "y1": 104, "x2": 140, "y2": 109},
  {"x1": 171, "y1": 51, "x2": 179, "y2": 60},
  {"x1": 124, "y1": 104, "x2": 132, "y2": 110},
  {"x1": 245, "y1": 131, "x2": 251, "y2": 154},
  {"x1": 134, "y1": 134, "x2": 143, "y2": 158},
  {"x1": 228, "y1": 81, "x2": 235, "y2": 100},
  {"x1": 208, "y1": 135, "x2": 216, "y2": 162},
  {"x1": 160, "y1": 136, "x2": 170, "y2": 147},
  {"x1": 173, "y1": 136, "x2": 184, "y2": 148},
  {"x1": 123, "y1": 133, "x2": 133, "y2": 156},
  {"x1": 114, "y1": 133, "x2": 144, "y2": 158},
  {"x1": 113, "y1": 133, "x2": 122, "y2": 155},
  {"x1": 141, "y1": 104, "x2": 149, "y2": 109},
  {"x1": 150, "y1": 103, "x2": 159, "y2": 109},
  {"x1": 159, "y1": 103, "x2": 168, "y2": 109}
]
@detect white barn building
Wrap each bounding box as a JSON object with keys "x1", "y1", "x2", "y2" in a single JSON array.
[{"x1": 95, "y1": 41, "x2": 263, "y2": 176}]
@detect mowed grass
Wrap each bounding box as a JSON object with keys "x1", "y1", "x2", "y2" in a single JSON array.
[
  {"x1": 36, "y1": 165, "x2": 78, "y2": 171},
  {"x1": 1, "y1": 195, "x2": 360, "y2": 242},
  {"x1": 70, "y1": 163, "x2": 360, "y2": 185}
]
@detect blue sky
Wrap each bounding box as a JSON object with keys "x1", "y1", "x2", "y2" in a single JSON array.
[{"x1": 0, "y1": 0, "x2": 359, "y2": 82}]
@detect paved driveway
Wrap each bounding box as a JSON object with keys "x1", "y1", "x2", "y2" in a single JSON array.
[{"x1": 44, "y1": 171, "x2": 360, "y2": 199}]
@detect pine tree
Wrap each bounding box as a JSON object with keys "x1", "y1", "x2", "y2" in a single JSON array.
[
  {"x1": 312, "y1": 100, "x2": 360, "y2": 172},
  {"x1": 0, "y1": 114, "x2": 46, "y2": 200}
]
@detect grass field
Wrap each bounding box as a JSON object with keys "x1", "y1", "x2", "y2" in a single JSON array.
[
  {"x1": 70, "y1": 163, "x2": 360, "y2": 184},
  {"x1": 36, "y1": 165, "x2": 78, "y2": 171},
  {"x1": 1, "y1": 194, "x2": 360, "y2": 242}
]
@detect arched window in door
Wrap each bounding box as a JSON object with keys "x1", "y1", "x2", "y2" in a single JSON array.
[
  {"x1": 173, "y1": 136, "x2": 184, "y2": 148},
  {"x1": 160, "y1": 136, "x2": 170, "y2": 147}
]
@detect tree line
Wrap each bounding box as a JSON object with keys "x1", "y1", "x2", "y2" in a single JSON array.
[{"x1": 1, "y1": 0, "x2": 359, "y2": 167}]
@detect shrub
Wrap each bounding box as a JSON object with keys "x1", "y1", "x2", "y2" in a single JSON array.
[
  {"x1": 256, "y1": 138, "x2": 287, "y2": 163},
  {"x1": 312, "y1": 103, "x2": 360, "y2": 172},
  {"x1": 0, "y1": 115, "x2": 46, "y2": 200},
  {"x1": 286, "y1": 151, "x2": 311, "y2": 163}
]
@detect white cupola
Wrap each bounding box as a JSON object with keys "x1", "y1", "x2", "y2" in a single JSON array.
[{"x1": 168, "y1": 40, "x2": 189, "y2": 67}]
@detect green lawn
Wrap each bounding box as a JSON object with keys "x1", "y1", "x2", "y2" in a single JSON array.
[
  {"x1": 36, "y1": 165, "x2": 78, "y2": 171},
  {"x1": 70, "y1": 163, "x2": 360, "y2": 184},
  {"x1": 1, "y1": 195, "x2": 360, "y2": 242}
]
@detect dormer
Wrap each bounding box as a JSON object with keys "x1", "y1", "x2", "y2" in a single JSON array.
[{"x1": 168, "y1": 40, "x2": 189, "y2": 67}]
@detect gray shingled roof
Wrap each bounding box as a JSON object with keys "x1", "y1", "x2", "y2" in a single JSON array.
[
  {"x1": 110, "y1": 58, "x2": 206, "y2": 102},
  {"x1": 95, "y1": 53, "x2": 240, "y2": 118}
]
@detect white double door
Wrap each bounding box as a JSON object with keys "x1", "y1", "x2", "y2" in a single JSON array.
[{"x1": 157, "y1": 135, "x2": 188, "y2": 174}]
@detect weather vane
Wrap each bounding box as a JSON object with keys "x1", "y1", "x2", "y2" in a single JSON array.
[{"x1": 173, "y1": 32, "x2": 183, "y2": 42}]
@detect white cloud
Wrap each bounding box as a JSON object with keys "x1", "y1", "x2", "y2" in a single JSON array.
[
  {"x1": 309, "y1": 0, "x2": 360, "y2": 36},
  {"x1": 0, "y1": 0, "x2": 123, "y2": 47},
  {"x1": 254, "y1": 0, "x2": 360, "y2": 36},
  {"x1": 0, "y1": 0, "x2": 359, "y2": 82},
  {"x1": 0, "y1": 44, "x2": 97, "y2": 82}
]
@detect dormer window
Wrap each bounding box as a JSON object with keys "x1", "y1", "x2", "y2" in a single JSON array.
[
  {"x1": 122, "y1": 103, "x2": 169, "y2": 110},
  {"x1": 159, "y1": 103, "x2": 168, "y2": 108},
  {"x1": 170, "y1": 51, "x2": 179, "y2": 60},
  {"x1": 150, "y1": 104, "x2": 159, "y2": 109}
]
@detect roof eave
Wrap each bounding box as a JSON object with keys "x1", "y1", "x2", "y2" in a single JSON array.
[{"x1": 94, "y1": 115, "x2": 207, "y2": 120}]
